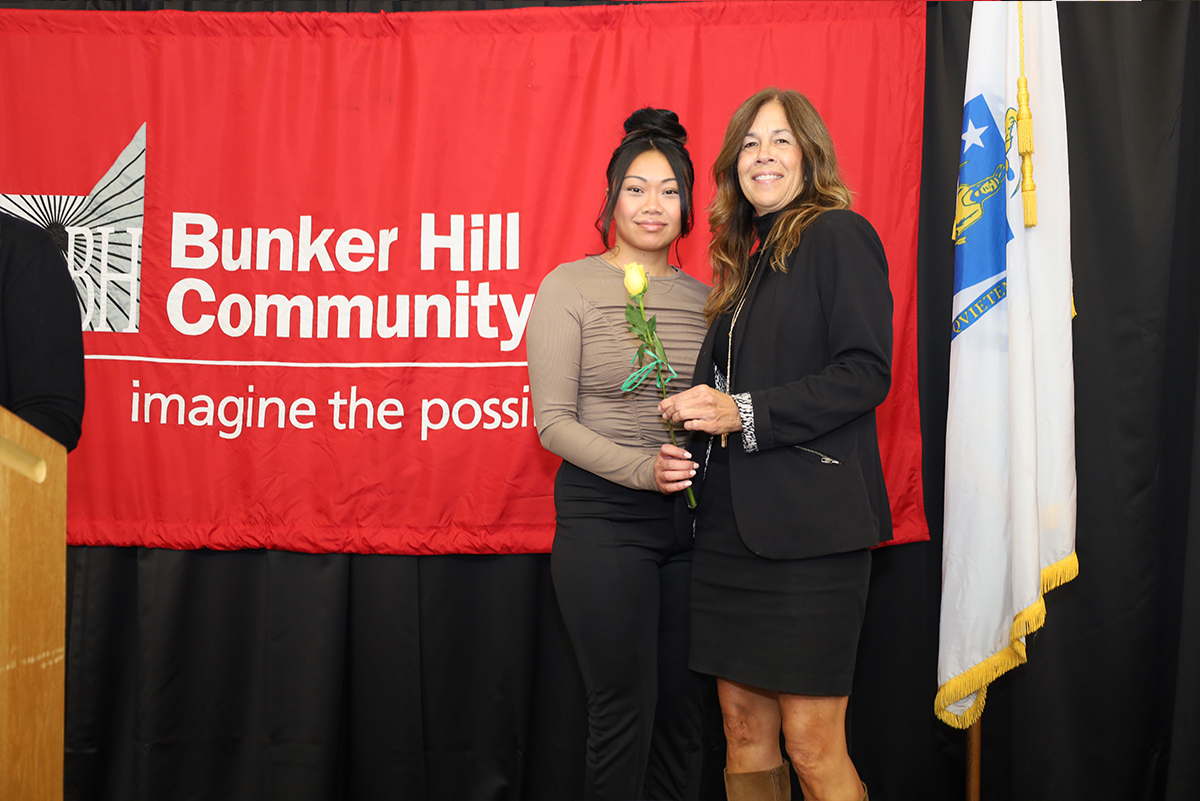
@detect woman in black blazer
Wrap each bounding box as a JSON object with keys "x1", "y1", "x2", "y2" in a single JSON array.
[{"x1": 656, "y1": 88, "x2": 892, "y2": 801}]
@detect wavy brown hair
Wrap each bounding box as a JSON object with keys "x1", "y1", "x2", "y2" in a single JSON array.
[{"x1": 704, "y1": 88, "x2": 853, "y2": 323}]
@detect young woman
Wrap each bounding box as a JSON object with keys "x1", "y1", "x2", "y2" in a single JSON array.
[
  {"x1": 659, "y1": 88, "x2": 893, "y2": 801},
  {"x1": 526, "y1": 108, "x2": 710, "y2": 801}
]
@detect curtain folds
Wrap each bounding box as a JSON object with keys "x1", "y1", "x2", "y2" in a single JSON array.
[{"x1": 66, "y1": 548, "x2": 593, "y2": 799}]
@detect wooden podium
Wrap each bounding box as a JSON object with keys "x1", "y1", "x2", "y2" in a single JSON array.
[{"x1": 0, "y1": 406, "x2": 66, "y2": 800}]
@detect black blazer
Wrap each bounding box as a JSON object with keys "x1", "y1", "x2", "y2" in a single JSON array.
[{"x1": 688, "y1": 209, "x2": 893, "y2": 559}]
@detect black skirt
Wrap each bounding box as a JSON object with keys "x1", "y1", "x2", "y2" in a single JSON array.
[{"x1": 689, "y1": 443, "x2": 871, "y2": 696}]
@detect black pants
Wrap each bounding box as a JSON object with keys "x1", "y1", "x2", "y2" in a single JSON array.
[{"x1": 551, "y1": 461, "x2": 707, "y2": 801}]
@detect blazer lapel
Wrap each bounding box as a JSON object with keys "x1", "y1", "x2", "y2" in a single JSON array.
[{"x1": 728, "y1": 246, "x2": 771, "y2": 392}]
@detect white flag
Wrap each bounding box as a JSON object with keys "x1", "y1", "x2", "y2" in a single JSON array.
[{"x1": 936, "y1": 0, "x2": 1078, "y2": 729}]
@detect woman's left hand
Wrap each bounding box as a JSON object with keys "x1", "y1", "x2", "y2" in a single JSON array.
[{"x1": 659, "y1": 384, "x2": 743, "y2": 435}]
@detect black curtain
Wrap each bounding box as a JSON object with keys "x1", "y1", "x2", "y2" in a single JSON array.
[{"x1": 48, "y1": 2, "x2": 1200, "y2": 799}]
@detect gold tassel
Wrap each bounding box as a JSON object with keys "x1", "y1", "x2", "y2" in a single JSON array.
[
  {"x1": 1017, "y1": 76, "x2": 1035, "y2": 155},
  {"x1": 1021, "y1": 142, "x2": 1038, "y2": 227},
  {"x1": 1017, "y1": 3, "x2": 1037, "y2": 228}
]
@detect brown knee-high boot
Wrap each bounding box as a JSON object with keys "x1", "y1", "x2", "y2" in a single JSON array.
[{"x1": 723, "y1": 761, "x2": 791, "y2": 801}]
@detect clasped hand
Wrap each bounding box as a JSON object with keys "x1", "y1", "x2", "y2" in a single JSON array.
[
  {"x1": 658, "y1": 384, "x2": 742, "y2": 435},
  {"x1": 653, "y1": 443, "x2": 696, "y2": 495},
  {"x1": 652, "y1": 385, "x2": 742, "y2": 495}
]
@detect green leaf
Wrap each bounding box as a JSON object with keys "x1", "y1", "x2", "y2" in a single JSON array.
[
  {"x1": 652, "y1": 336, "x2": 667, "y2": 366},
  {"x1": 625, "y1": 304, "x2": 649, "y2": 337}
]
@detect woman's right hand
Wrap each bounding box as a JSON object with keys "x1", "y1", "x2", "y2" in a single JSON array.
[
  {"x1": 653, "y1": 443, "x2": 697, "y2": 495},
  {"x1": 659, "y1": 384, "x2": 743, "y2": 435}
]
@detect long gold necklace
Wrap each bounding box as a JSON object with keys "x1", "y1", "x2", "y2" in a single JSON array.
[{"x1": 722, "y1": 253, "x2": 762, "y2": 447}]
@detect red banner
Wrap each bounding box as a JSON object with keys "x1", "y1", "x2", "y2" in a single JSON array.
[{"x1": 0, "y1": 2, "x2": 926, "y2": 554}]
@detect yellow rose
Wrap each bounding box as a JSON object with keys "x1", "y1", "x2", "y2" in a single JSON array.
[{"x1": 623, "y1": 262, "x2": 648, "y2": 297}]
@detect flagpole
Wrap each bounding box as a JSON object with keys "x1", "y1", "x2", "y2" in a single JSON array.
[{"x1": 966, "y1": 720, "x2": 981, "y2": 801}]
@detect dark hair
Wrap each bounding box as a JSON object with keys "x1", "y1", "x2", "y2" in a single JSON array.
[{"x1": 595, "y1": 107, "x2": 696, "y2": 251}]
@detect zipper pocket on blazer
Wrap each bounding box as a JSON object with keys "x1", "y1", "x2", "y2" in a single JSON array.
[{"x1": 796, "y1": 446, "x2": 840, "y2": 465}]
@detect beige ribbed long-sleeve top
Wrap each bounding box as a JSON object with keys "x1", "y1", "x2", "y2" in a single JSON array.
[{"x1": 527, "y1": 255, "x2": 710, "y2": 491}]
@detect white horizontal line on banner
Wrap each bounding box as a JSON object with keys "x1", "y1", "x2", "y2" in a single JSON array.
[{"x1": 84, "y1": 354, "x2": 528, "y2": 369}]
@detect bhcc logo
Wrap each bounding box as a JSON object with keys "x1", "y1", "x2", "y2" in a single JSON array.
[{"x1": 0, "y1": 123, "x2": 145, "y2": 333}]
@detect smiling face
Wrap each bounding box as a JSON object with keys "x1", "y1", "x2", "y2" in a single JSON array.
[
  {"x1": 737, "y1": 100, "x2": 805, "y2": 216},
  {"x1": 609, "y1": 149, "x2": 683, "y2": 260}
]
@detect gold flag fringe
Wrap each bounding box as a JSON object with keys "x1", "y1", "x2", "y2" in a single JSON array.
[
  {"x1": 935, "y1": 551, "x2": 1080, "y2": 729},
  {"x1": 1042, "y1": 550, "x2": 1079, "y2": 594}
]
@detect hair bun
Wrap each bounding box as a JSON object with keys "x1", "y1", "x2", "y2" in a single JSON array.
[{"x1": 622, "y1": 107, "x2": 687, "y2": 146}]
